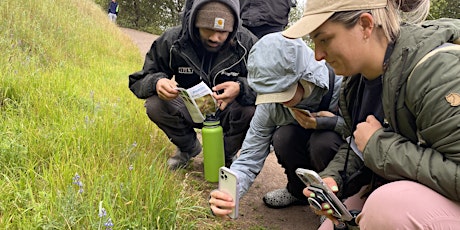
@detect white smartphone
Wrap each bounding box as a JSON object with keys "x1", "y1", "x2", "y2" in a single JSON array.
[
  {"x1": 218, "y1": 166, "x2": 240, "y2": 219},
  {"x1": 295, "y1": 168, "x2": 353, "y2": 221}
]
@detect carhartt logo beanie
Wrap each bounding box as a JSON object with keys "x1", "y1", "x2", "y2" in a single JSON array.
[{"x1": 195, "y1": 2, "x2": 234, "y2": 32}]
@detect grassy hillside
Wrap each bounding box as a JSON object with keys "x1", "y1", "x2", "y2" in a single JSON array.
[{"x1": 0, "y1": 0, "x2": 213, "y2": 228}]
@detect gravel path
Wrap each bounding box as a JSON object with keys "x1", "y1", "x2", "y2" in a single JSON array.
[{"x1": 120, "y1": 27, "x2": 319, "y2": 230}]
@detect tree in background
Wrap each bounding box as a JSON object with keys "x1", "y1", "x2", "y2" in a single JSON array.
[
  {"x1": 94, "y1": 0, "x2": 458, "y2": 35},
  {"x1": 429, "y1": 0, "x2": 459, "y2": 19},
  {"x1": 95, "y1": 0, "x2": 185, "y2": 35}
]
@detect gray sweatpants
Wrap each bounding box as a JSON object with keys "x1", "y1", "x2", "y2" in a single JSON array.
[{"x1": 108, "y1": 13, "x2": 117, "y2": 23}]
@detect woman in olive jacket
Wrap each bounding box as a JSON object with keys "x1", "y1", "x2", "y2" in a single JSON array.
[{"x1": 283, "y1": 0, "x2": 460, "y2": 228}]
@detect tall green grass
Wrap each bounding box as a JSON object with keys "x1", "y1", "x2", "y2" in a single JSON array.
[{"x1": 0, "y1": 0, "x2": 216, "y2": 228}]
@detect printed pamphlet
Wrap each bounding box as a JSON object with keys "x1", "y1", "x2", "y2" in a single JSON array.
[
  {"x1": 346, "y1": 136, "x2": 364, "y2": 161},
  {"x1": 176, "y1": 81, "x2": 217, "y2": 123}
]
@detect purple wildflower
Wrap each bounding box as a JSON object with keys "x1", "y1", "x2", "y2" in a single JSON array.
[
  {"x1": 72, "y1": 173, "x2": 84, "y2": 194},
  {"x1": 104, "y1": 218, "x2": 113, "y2": 230},
  {"x1": 99, "y1": 208, "x2": 107, "y2": 218}
]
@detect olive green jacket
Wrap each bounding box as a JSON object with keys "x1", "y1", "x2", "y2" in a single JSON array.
[{"x1": 320, "y1": 18, "x2": 460, "y2": 201}]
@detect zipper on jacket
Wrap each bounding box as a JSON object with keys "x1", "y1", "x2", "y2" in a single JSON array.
[
  {"x1": 170, "y1": 44, "x2": 211, "y2": 86},
  {"x1": 212, "y1": 40, "x2": 248, "y2": 88}
]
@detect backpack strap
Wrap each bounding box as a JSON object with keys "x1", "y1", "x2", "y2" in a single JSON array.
[
  {"x1": 408, "y1": 43, "x2": 460, "y2": 81},
  {"x1": 407, "y1": 42, "x2": 460, "y2": 146}
]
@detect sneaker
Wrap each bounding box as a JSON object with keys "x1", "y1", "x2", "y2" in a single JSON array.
[
  {"x1": 262, "y1": 188, "x2": 307, "y2": 209},
  {"x1": 167, "y1": 139, "x2": 202, "y2": 170}
]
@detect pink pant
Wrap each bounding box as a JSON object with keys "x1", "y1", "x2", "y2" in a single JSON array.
[{"x1": 319, "y1": 180, "x2": 460, "y2": 230}]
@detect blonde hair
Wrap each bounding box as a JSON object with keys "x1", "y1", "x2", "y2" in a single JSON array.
[{"x1": 329, "y1": 0, "x2": 430, "y2": 42}]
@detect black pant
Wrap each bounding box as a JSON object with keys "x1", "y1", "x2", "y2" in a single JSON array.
[
  {"x1": 144, "y1": 95, "x2": 255, "y2": 161},
  {"x1": 272, "y1": 124, "x2": 344, "y2": 201}
]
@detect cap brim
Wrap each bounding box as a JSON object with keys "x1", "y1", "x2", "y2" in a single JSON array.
[
  {"x1": 255, "y1": 83, "x2": 297, "y2": 105},
  {"x1": 282, "y1": 12, "x2": 334, "y2": 39}
]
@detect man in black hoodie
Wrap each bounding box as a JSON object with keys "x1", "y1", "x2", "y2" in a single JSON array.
[{"x1": 129, "y1": 0, "x2": 257, "y2": 170}]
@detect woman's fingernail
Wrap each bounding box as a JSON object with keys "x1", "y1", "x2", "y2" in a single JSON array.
[
  {"x1": 323, "y1": 204, "x2": 330, "y2": 209},
  {"x1": 309, "y1": 193, "x2": 316, "y2": 198},
  {"x1": 327, "y1": 209, "x2": 333, "y2": 215},
  {"x1": 332, "y1": 186, "x2": 339, "y2": 192}
]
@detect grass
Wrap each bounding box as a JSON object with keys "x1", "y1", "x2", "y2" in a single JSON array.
[{"x1": 0, "y1": 0, "x2": 223, "y2": 228}]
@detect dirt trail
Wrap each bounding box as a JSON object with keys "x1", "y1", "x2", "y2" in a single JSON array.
[{"x1": 121, "y1": 27, "x2": 319, "y2": 230}]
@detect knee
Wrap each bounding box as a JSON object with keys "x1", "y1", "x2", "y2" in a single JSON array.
[
  {"x1": 271, "y1": 130, "x2": 286, "y2": 156},
  {"x1": 229, "y1": 103, "x2": 255, "y2": 121},
  {"x1": 144, "y1": 96, "x2": 164, "y2": 122},
  {"x1": 272, "y1": 127, "x2": 301, "y2": 162},
  {"x1": 362, "y1": 183, "x2": 399, "y2": 211},
  {"x1": 309, "y1": 131, "x2": 342, "y2": 155},
  {"x1": 272, "y1": 127, "x2": 295, "y2": 148},
  {"x1": 357, "y1": 181, "x2": 414, "y2": 228}
]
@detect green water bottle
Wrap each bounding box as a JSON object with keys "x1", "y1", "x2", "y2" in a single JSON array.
[{"x1": 202, "y1": 114, "x2": 225, "y2": 182}]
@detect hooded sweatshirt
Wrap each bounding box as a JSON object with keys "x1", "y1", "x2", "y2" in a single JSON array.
[
  {"x1": 231, "y1": 32, "x2": 344, "y2": 198},
  {"x1": 128, "y1": 0, "x2": 258, "y2": 106}
]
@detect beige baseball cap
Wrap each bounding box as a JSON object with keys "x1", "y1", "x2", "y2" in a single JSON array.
[
  {"x1": 247, "y1": 33, "x2": 321, "y2": 105},
  {"x1": 282, "y1": 0, "x2": 388, "y2": 38}
]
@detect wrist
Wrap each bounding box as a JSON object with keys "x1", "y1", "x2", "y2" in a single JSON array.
[{"x1": 236, "y1": 80, "x2": 243, "y2": 94}]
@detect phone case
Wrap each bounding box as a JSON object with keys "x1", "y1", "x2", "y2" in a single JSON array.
[
  {"x1": 288, "y1": 108, "x2": 312, "y2": 118},
  {"x1": 295, "y1": 168, "x2": 353, "y2": 221},
  {"x1": 218, "y1": 166, "x2": 240, "y2": 219}
]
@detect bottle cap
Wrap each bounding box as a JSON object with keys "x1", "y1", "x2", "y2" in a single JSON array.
[{"x1": 204, "y1": 114, "x2": 220, "y2": 126}]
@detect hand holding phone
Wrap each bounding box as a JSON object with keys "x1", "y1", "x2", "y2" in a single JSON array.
[
  {"x1": 218, "y1": 167, "x2": 240, "y2": 219},
  {"x1": 295, "y1": 168, "x2": 353, "y2": 221},
  {"x1": 289, "y1": 108, "x2": 312, "y2": 117}
]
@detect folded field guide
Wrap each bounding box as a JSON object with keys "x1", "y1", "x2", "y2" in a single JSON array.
[{"x1": 176, "y1": 81, "x2": 217, "y2": 123}]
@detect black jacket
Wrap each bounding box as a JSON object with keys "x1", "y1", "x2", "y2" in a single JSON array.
[
  {"x1": 129, "y1": 0, "x2": 258, "y2": 106},
  {"x1": 239, "y1": 0, "x2": 295, "y2": 27},
  {"x1": 108, "y1": 1, "x2": 118, "y2": 15}
]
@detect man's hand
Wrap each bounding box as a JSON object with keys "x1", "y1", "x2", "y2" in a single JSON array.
[
  {"x1": 354, "y1": 115, "x2": 382, "y2": 152},
  {"x1": 156, "y1": 78, "x2": 178, "y2": 101},
  {"x1": 209, "y1": 189, "x2": 235, "y2": 218},
  {"x1": 212, "y1": 81, "x2": 240, "y2": 110}
]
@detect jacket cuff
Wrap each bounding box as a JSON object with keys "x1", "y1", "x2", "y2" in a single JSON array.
[{"x1": 316, "y1": 116, "x2": 338, "y2": 130}]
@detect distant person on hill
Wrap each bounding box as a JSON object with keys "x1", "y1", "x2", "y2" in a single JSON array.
[
  {"x1": 108, "y1": 0, "x2": 119, "y2": 23},
  {"x1": 239, "y1": 0, "x2": 296, "y2": 38},
  {"x1": 209, "y1": 32, "x2": 346, "y2": 214},
  {"x1": 128, "y1": 0, "x2": 258, "y2": 170}
]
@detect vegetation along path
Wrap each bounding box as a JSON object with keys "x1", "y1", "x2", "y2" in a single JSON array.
[{"x1": 121, "y1": 27, "x2": 319, "y2": 230}]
